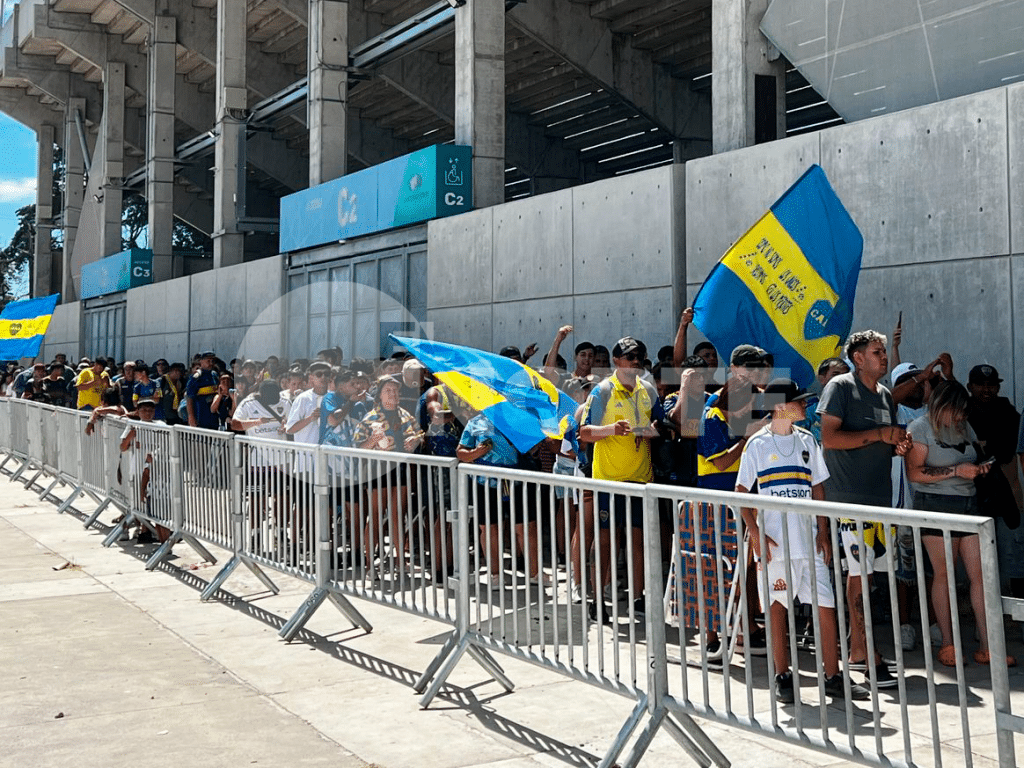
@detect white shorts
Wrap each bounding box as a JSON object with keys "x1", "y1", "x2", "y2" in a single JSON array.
[
  {"x1": 840, "y1": 522, "x2": 892, "y2": 577},
  {"x1": 758, "y1": 554, "x2": 835, "y2": 609}
]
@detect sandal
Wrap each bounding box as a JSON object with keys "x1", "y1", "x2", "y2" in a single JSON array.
[
  {"x1": 973, "y1": 649, "x2": 1017, "y2": 667},
  {"x1": 938, "y1": 644, "x2": 958, "y2": 667}
]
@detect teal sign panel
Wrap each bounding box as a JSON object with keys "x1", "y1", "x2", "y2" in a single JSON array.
[
  {"x1": 80, "y1": 248, "x2": 154, "y2": 299},
  {"x1": 279, "y1": 144, "x2": 473, "y2": 252}
]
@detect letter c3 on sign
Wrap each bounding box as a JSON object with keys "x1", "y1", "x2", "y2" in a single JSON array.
[{"x1": 132, "y1": 265, "x2": 151, "y2": 278}]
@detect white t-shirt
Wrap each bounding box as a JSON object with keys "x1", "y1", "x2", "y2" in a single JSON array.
[
  {"x1": 234, "y1": 396, "x2": 287, "y2": 467},
  {"x1": 285, "y1": 388, "x2": 323, "y2": 445},
  {"x1": 736, "y1": 425, "x2": 830, "y2": 560},
  {"x1": 284, "y1": 388, "x2": 323, "y2": 474}
]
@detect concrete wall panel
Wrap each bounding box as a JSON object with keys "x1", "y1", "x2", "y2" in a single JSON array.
[
  {"x1": 685, "y1": 133, "x2": 820, "y2": 282},
  {"x1": 1010, "y1": 256, "x2": 1024, "y2": 407},
  {"x1": 821, "y1": 89, "x2": 1010, "y2": 268},
  {"x1": 573, "y1": 287, "x2": 675, "y2": 354},
  {"x1": 245, "y1": 255, "x2": 284, "y2": 325},
  {"x1": 40, "y1": 302, "x2": 81, "y2": 361},
  {"x1": 493, "y1": 190, "x2": 573, "y2": 302},
  {"x1": 427, "y1": 208, "x2": 493, "y2": 308},
  {"x1": 1010, "y1": 83, "x2": 1024, "y2": 256},
  {"x1": 855, "y1": 258, "x2": 1013, "y2": 400},
  {"x1": 492, "y1": 297, "x2": 574, "y2": 355},
  {"x1": 572, "y1": 167, "x2": 677, "y2": 295},
  {"x1": 425, "y1": 304, "x2": 493, "y2": 353},
  {"x1": 214, "y1": 263, "x2": 248, "y2": 330},
  {"x1": 188, "y1": 271, "x2": 218, "y2": 330}
]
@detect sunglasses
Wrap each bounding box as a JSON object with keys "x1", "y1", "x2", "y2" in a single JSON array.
[
  {"x1": 312, "y1": 371, "x2": 330, "y2": 378},
  {"x1": 620, "y1": 352, "x2": 642, "y2": 362}
]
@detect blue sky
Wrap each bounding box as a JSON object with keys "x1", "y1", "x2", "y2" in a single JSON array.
[{"x1": 0, "y1": 112, "x2": 38, "y2": 295}]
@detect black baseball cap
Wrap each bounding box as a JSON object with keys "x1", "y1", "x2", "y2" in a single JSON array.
[
  {"x1": 759, "y1": 378, "x2": 814, "y2": 408},
  {"x1": 612, "y1": 336, "x2": 647, "y2": 359},
  {"x1": 682, "y1": 354, "x2": 709, "y2": 370},
  {"x1": 574, "y1": 341, "x2": 595, "y2": 355},
  {"x1": 730, "y1": 344, "x2": 768, "y2": 368},
  {"x1": 200, "y1": 350, "x2": 216, "y2": 359},
  {"x1": 136, "y1": 397, "x2": 158, "y2": 407},
  {"x1": 969, "y1": 364, "x2": 1002, "y2": 385}
]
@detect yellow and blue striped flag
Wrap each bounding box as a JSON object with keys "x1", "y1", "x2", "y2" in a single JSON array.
[
  {"x1": 0, "y1": 294, "x2": 60, "y2": 360},
  {"x1": 390, "y1": 335, "x2": 578, "y2": 452},
  {"x1": 693, "y1": 165, "x2": 862, "y2": 386}
]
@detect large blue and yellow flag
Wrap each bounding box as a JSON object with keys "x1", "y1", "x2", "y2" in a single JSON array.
[
  {"x1": 390, "y1": 335, "x2": 578, "y2": 452},
  {"x1": 0, "y1": 294, "x2": 60, "y2": 360},
  {"x1": 692, "y1": 165, "x2": 862, "y2": 386}
]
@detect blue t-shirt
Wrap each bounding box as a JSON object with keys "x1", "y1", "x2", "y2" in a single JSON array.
[
  {"x1": 459, "y1": 414, "x2": 518, "y2": 488},
  {"x1": 184, "y1": 369, "x2": 220, "y2": 429},
  {"x1": 134, "y1": 379, "x2": 163, "y2": 420}
]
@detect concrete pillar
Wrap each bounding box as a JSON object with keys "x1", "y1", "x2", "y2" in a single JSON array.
[
  {"x1": 308, "y1": 0, "x2": 348, "y2": 186},
  {"x1": 62, "y1": 97, "x2": 86, "y2": 301},
  {"x1": 213, "y1": 0, "x2": 247, "y2": 267},
  {"x1": 101, "y1": 62, "x2": 126, "y2": 259},
  {"x1": 148, "y1": 16, "x2": 176, "y2": 281},
  {"x1": 711, "y1": 0, "x2": 786, "y2": 154},
  {"x1": 454, "y1": 0, "x2": 505, "y2": 208},
  {"x1": 33, "y1": 124, "x2": 55, "y2": 299}
]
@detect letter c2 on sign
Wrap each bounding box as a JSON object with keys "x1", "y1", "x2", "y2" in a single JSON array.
[{"x1": 444, "y1": 192, "x2": 464, "y2": 207}]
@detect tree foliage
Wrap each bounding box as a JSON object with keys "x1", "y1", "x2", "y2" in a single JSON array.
[{"x1": 0, "y1": 204, "x2": 35, "y2": 308}]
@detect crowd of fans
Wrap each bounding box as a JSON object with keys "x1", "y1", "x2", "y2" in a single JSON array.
[{"x1": 4, "y1": 308, "x2": 1023, "y2": 701}]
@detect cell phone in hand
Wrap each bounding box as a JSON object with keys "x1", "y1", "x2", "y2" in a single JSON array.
[{"x1": 979, "y1": 457, "x2": 996, "y2": 467}]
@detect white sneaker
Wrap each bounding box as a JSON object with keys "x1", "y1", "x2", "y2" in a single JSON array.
[
  {"x1": 570, "y1": 581, "x2": 583, "y2": 604},
  {"x1": 930, "y1": 623, "x2": 943, "y2": 647},
  {"x1": 900, "y1": 623, "x2": 917, "y2": 651}
]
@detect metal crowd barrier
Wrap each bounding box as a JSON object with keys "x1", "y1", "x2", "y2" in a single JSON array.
[
  {"x1": 638, "y1": 483, "x2": 1015, "y2": 768},
  {"x1": 1, "y1": 398, "x2": 1019, "y2": 768}
]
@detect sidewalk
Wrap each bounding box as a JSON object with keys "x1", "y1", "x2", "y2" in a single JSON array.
[{"x1": 0, "y1": 476, "x2": 1014, "y2": 768}]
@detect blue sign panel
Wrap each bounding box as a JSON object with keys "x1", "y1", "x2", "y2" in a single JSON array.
[
  {"x1": 279, "y1": 144, "x2": 473, "y2": 253},
  {"x1": 80, "y1": 249, "x2": 154, "y2": 299}
]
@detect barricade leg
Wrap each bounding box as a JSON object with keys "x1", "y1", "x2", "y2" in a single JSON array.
[
  {"x1": 56, "y1": 485, "x2": 83, "y2": 514},
  {"x1": 279, "y1": 587, "x2": 330, "y2": 641},
  {"x1": 102, "y1": 510, "x2": 136, "y2": 547},
  {"x1": 413, "y1": 631, "x2": 459, "y2": 694},
  {"x1": 464, "y1": 645, "x2": 514, "y2": 692},
  {"x1": 38, "y1": 475, "x2": 62, "y2": 502},
  {"x1": 83, "y1": 497, "x2": 112, "y2": 529},
  {"x1": 279, "y1": 586, "x2": 372, "y2": 641},
  {"x1": 242, "y1": 558, "x2": 280, "y2": 594},
  {"x1": 10, "y1": 458, "x2": 33, "y2": 484},
  {"x1": 201, "y1": 555, "x2": 242, "y2": 601},
  {"x1": 419, "y1": 636, "x2": 471, "y2": 708},
  {"x1": 23, "y1": 466, "x2": 46, "y2": 492}
]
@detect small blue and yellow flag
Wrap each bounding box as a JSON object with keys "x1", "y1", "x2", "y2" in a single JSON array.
[
  {"x1": 0, "y1": 294, "x2": 60, "y2": 360},
  {"x1": 692, "y1": 165, "x2": 862, "y2": 386},
  {"x1": 390, "y1": 335, "x2": 578, "y2": 452}
]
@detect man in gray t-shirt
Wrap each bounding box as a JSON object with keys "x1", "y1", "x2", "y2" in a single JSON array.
[
  {"x1": 818, "y1": 330, "x2": 911, "y2": 689},
  {"x1": 818, "y1": 371, "x2": 898, "y2": 506}
]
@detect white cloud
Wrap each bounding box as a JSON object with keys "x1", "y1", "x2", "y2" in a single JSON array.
[{"x1": 0, "y1": 177, "x2": 37, "y2": 203}]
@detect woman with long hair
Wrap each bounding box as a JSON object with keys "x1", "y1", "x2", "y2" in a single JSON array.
[
  {"x1": 353, "y1": 375, "x2": 423, "y2": 577},
  {"x1": 906, "y1": 380, "x2": 1015, "y2": 667}
]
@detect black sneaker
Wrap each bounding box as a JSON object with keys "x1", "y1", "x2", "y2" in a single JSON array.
[
  {"x1": 848, "y1": 656, "x2": 897, "y2": 672},
  {"x1": 632, "y1": 597, "x2": 646, "y2": 621},
  {"x1": 588, "y1": 601, "x2": 614, "y2": 626},
  {"x1": 864, "y1": 662, "x2": 899, "y2": 689},
  {"x1": 824, "y1": 673, "x2": 870, "y2": 700},
  {"x1": 743, "y1": 628, "x2": 768, "y2": 656},
  {"x1": 775, "y1": 671, "x2": 795, "y2": 704},
  {"x1": 705, "y1": 638, "x2": 725, "y2": 669}
]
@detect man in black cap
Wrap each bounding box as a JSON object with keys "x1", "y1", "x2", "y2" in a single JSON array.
[
  {"x1": 185, "y1": 351, "x2": 220, "y2": 429},
  {"x1": 968, "y1": 364, "x2": 1024, "y2": 601}
]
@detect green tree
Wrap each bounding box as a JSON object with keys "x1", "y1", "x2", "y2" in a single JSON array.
[{"x1": 0, "y1": 204, "x2": 34, "y2": 309}]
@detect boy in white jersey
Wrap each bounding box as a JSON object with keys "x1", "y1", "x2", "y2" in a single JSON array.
[{"x1": 737, "y1": 378, "x2": 868, "y2": 704}]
